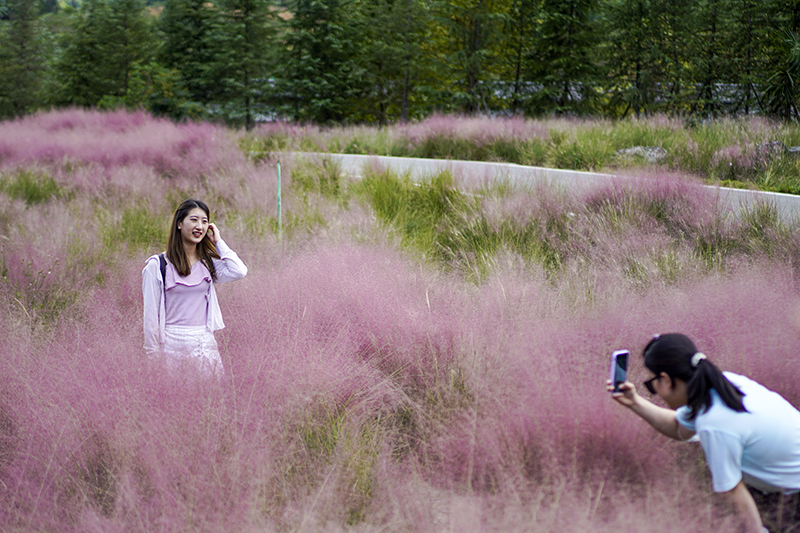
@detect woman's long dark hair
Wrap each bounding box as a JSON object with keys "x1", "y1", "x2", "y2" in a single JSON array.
[
  {"x1": 643, "y1": 333, "x2": 746, "y2": 420},
  {"x1": 166, "y1": 199, "x2": 220, "y2": 280}
]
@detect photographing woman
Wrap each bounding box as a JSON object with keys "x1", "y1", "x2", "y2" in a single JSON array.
[
  {"x1": 142, "y1": 199, "x2": 247, "y2": 374},
  {"x1": 609, "y1": 333, "x2": 800, "y2": 532}
]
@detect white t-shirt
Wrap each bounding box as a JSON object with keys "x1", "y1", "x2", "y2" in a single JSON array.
[{"x1": 676, "y1": 372, "x2": 800, "y2": 493}]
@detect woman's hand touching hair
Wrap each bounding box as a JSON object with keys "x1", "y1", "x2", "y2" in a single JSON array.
[{"x1": 207, "y1": 223, "x2": 220, "y2": 244}]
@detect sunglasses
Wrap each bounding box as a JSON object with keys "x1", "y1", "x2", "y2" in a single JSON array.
[{"x1": 643, "y1": 375, "x2": 660, "y2": 395}]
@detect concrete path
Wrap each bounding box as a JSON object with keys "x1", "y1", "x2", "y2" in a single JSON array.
[{"x1": 298, "y1": 153, "x2": 800, "y2": 223}]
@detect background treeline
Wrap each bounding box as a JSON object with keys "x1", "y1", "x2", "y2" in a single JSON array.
[{"x1": 2, "y1": 0, "x2": 800, "y2": 127}]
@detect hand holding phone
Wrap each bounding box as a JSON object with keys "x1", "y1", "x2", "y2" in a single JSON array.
[{"x1": 609, "y1": 350, "x2": 629, "y2": 393}]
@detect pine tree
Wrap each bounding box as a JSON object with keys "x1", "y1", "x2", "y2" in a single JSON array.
[
  {"x1": 501, "y1": 0, "x2": 540, "y2": 114},
  {"x1": 603, "y1": 0, "x2": 663, "y2": 117},
  {"x1": 722, "y1": 0, "x2": 772, "y2": 114},
  {"x1": 0, "y1": 0, "x2": 48, "y2": 117},
  {"x1": 690, "y1": 0, "x2": 728, "y2": 117},
  {"x1": 272, "y1": 0, "x2": 365, "y2": 123},
  {"x1": 104, "y1": 0, "x2": 156, "y2": 96},
  {"x1": 428, "y1": 0, "x2": 510, "y2": 113},
  {"x1": 204, "y1": 0, "x2": 275, "y2": 129},
  {"x1": 352, "y1": 0, "x2": 428, "y2": 123},
  {"x1": 159, "y1": 0, "x2": 221, "y2": 104},
  {"x1": 524, "y1": 0, "x2": 601, "y2": 115},
  {"x1": 54, "y1": 0, "x2": 153, "y2": 106},
  {"x1": 650, "y1": 0, "x2": 694, "y2": 113}
]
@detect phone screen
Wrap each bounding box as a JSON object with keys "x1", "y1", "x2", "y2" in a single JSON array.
[{"x1": 610, "y1": 350, "x2": 629, "y2": 392}]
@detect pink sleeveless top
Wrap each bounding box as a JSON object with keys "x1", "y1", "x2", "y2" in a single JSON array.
[{"x1": 164, "y1": 260, "x2": 211, "y2": 326}]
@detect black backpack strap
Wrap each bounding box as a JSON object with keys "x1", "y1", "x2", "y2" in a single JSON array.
[{"x1": 159, "y1": 253, "x2": 167, "y2": 295}]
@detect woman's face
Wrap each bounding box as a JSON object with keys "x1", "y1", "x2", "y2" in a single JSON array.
[
  {"x1": 178, "y1": 207, "x2": 209, "y2": 247},
  {"x1": 648, "y1": 372, "x2": 689, "y2": 410}
]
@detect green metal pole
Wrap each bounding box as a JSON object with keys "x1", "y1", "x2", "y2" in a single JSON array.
[{"x1": 277, "y1": 160, "x2": 282, "y2": 237}]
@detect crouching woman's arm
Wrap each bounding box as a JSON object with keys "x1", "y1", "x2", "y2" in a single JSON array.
[{"x1": 608, "y1": 381, "x2": 696, "y2": 441}]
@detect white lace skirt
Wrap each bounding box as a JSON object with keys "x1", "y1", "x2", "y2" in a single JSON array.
[{"x1": 163, "y1": 325, "x2": 222, "y2": 375}]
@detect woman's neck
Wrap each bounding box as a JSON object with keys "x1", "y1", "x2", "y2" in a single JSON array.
[{"x1": 183, "y1": 242, "x2": 199, "y2": 266}]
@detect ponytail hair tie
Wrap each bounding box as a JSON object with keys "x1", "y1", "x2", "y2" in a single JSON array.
[{"x1": 691, "y1": 352, "x2": 707, "y2": 368}]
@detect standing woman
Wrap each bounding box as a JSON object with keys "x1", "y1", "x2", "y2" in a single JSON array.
[
  {"x1": 142, "y1": 199, "x2": 247, "y2": 374},
  {"x1": 609, "y1": 333, "x2": 800, "y2": 533}
]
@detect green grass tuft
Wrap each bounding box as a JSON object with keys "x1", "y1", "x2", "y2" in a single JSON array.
[
  {"x1": 354, "y1": 168, "x2": 470, "y2": 255},
  {"x1": 101, "y1": 207, "x2": 165, "y2": 254},
  {"x1": 291, "y1": 158, "x2": 348, "y2": 202},
  {"x1": 0, "y1": 170, "x2": 66, "y2": 206}
]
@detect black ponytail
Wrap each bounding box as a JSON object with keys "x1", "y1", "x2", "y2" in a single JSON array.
[{"x1": 643, "y1": 333, "x2": 746, "y2": 420}]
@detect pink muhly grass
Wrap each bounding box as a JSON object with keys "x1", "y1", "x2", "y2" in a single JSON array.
[
  {"x1": 3, "y1": 116, "x2": 800, "y2": 531},
  {"x1": 395, "y1": 114, "x2": 551, "y2": 146},
  {"x1": 578, "y1": 170, "x2": 718, "y2": 250},
  {"x1": 3, "y1": 236, "x2": 799, "y2": 531},
  {"x1": 251, "y1": 121, "x2": 323, "y2": 141},
  {"x1": 0, "y1": 109, "x2": 247, "y2": 182},
  {"x1": 223, "y1": 244, "x2": 462, "y2": 406},
  {"x1": 480, "y1": 182, "x2": 576, "y2": 232},
  {"x1": 735, "y1": 116, "x2": 781, "y2": 140},
  {"x1": 0, "y1": 109, "x2": 280, "y2": 241},
  {"x1": 710, "y1": 143, "x2": 745, "y2": 166},
  {"x1": 709, "y1": 144, "x2": 761, "y2": 178},
  {"x1": 2, "y1": 275, "x2": 267, "y2": 532},
  {"x1": 0, "y1": 201, "x2": 115, "y2": 330},
  {"x1": 636, "y1": 113, "x2": 685, "y2": 131},
  {"x1": 206, "y1": 241, "x2": 799, "y2": 528}
]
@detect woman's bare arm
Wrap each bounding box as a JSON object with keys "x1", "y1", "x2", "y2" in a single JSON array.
[
  {"x1": 608, "y1": 381, "x2": 695, "y2": 441},
  {"x1": 723, "y1": 480, "x2": 764, "y2": 533}
]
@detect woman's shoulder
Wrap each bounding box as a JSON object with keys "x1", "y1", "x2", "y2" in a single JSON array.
[
  {"x1": 722, "y1": 372, "x2": 751, "y2": 387},
  {"x1": 717, "y1": 372, "x2": 799, "y2": 419},
  {"x1": 723, "y1": 372, "x2": 770, "y2": 396},
  {"x1": 143, "y1": 253, "x2": 167, "y2": 276}
]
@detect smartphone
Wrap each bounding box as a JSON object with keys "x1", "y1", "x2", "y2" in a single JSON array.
[{"x1": 609, "y1": 350, "x2": 629, "y2": 392}]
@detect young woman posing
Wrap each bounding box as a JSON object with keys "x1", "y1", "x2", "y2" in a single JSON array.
[
  {"x1": 142, "y1": 199, "x2": 247, "y2": 374},
  {"x1": 609, "y1": 333, "x2": 800, "y2": 532}
]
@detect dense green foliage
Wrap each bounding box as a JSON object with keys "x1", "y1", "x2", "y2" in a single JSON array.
[
  {"x1": 54, "y1": 0, "x2": 156, "y2": 107},
  {"x1": 273, "y1": 0, "x2": 363, "y2": 123},
  {"x1": 3, "y1": 0, "x2": 800, "y2": 124},
  {"x1": 0, "y1": 0, "x2": 48, "y2": 117}
]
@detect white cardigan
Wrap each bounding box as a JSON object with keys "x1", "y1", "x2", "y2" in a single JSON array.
[{"x1": 142, "y1": 239, "x2": 247, "y2": 354}]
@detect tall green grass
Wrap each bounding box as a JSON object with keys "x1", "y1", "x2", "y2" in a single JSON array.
[
  {"x1": 0, "y1": 169, "x2": 66, "y2": 205},
  {"x1": 353, "y1": 168, "x2": 569, "y2": 281},
  {"x1": 100, "y1": 206, "x2": 166, "y2": 253}
]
